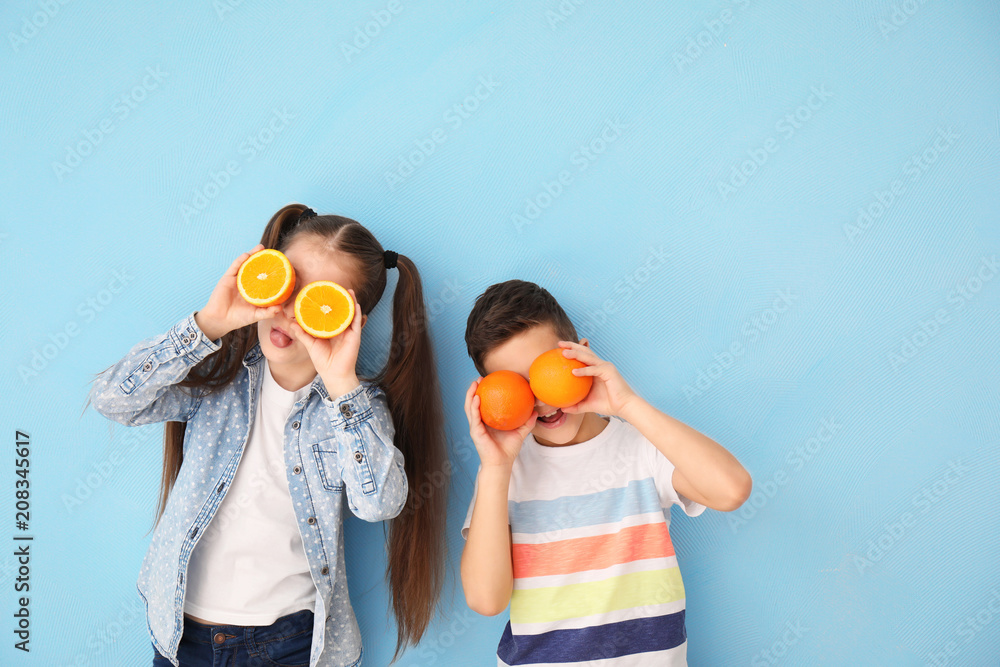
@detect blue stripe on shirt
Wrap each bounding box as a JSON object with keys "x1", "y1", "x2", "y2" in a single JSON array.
[
  {"x1": 508, "y1": 477, "x2": 662, "y2": 535},
  {"x1": 497, "y1": 609, "x2": 686, "y2": 664}
]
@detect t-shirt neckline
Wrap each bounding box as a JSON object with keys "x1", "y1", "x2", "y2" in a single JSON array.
[{"x1": 262, "y1": 358, "x2": 313, "y2": 404}]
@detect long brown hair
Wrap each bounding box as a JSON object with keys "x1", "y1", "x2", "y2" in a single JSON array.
[{"x1": 89, "y1": 204, "x2": 447, "y2": 658}]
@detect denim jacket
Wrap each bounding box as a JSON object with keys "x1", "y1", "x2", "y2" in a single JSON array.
[{"x1": 88, "y1": 310, "x2": 408, "y2": 667}]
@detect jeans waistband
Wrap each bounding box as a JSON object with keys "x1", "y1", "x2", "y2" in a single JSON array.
[{"x1": 182, "y1": 608, "x2": 314, "y2": 646}]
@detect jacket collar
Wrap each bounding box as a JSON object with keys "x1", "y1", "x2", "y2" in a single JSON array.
[{"x1": 242, "y1": 342, "x2": 331, "y2": 401}]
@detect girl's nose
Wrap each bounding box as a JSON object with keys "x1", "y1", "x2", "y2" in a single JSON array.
[{"x1": 281, "y1": 295, "x2": 296, "y2": 320}]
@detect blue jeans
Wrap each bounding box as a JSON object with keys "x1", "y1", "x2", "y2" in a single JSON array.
[{"x1": 151, "y1": 608, "x2": 314, "y2": 666}]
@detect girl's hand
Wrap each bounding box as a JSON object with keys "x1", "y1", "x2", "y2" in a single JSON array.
[
  {"x1": 464, "y1": 378, "x2": 538, "y2": 470},
  {"x1": 287, "y1": 289, "x2": 363, "y2": 398},
  {"x1": 557, "y1": 341, "x2": 638, "y2": 418},
  {"x1": 196, "y1": 243, "x2": 283, "y2": 341}
]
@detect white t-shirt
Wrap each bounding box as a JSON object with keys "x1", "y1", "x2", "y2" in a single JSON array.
[
  {"x1": 184, "y1": 358, "x2": 318, "y2": 624},
  {"x1": 462, "y1": 416, "x2": 706, "y2": 666}
]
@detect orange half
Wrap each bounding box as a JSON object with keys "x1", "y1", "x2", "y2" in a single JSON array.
[
  {"x1": 237, "y1": 249, "x2": 296, "y2": 306},
  {"x1": 294, "y1": 281, "x2": 355, "y2": 338}
]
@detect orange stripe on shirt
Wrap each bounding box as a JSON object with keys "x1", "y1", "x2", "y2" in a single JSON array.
[{"x1": 512, "y1": 521, "x2": 674, "y2": 579}]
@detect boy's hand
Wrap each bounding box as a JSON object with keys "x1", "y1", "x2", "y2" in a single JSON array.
[
  {"x1": 557, "y1": 340, "x2": 638, "y2": 418},
  {"x1": 464, "y1": 378, "x2": 538, "y2": 470}
]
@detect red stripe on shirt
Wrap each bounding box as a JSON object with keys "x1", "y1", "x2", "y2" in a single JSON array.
[{"x1": 512, "y1": 521, "x2": 674, "y2": 579}]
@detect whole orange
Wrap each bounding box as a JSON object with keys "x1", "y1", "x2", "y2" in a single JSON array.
[
  {"x1": 528, "y1": 348, "x2": 593, "y2": 408},
  {"x1": 476, "y1": 371, "x2": 535, "y2": 431}
]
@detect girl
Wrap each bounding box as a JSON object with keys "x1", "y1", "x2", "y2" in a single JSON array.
[{"x1": 87, "y1": 204, "x2": 447, "y2": 667}]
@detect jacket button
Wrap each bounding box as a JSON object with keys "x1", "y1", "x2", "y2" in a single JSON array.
[
  {"x1": 143, "y1": 362, "x2": 152, "y2": 371},
  {"x1": 340, "y1": 404, "x2": 353, "y2": 418},
  {"x1": 354, "y1": 451, "x2": 364, "y2": 463},
  {"x1": 307, "y1": 516, "x2": 316, "y2": 524},
  {"x1": 291, "y1": 420, "x2": 300, "y2": 430},
  {"x1": 213, "y1": 632, "x2": 226, "y2": 644},
  {"x1": 293, "y1": 466, "x2": 302, "y2": 474},
  {"x1": 181, "y1": 336, "x2": 190, "y2": 345},
  {"x1": 321, "y1": 566, "x2": 329, "y2": 575}
]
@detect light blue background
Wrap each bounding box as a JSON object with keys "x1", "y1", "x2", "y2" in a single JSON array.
[{"x1": 2, "y1": 1, "x2": 999, "y2": 665}]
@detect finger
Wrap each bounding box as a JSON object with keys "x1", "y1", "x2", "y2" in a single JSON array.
[
  {"x1": 467, "y1": 393, "x2": 484, "y2": 429},
  {"x1": 562, "y1": 344, "x2": 601, "y2": 365},
  {"x1": 464, "y1": 379, "x2": 479, "y2": 415},
  {"x1": 515, "y1": 412, "x2": 538, "y2": 437},
  {"x1": 226, "y1": 255, "x2": 248, "y2": 276},
  {"x1": 287, "y1": 321, "x2": 313, "y2": 348},
  {"x1": 570, "y1": 365, "x2": 602, "y2": 377},
  {"x1": 254, "y1": 305, "x2": 282, "y2": 321},
  {"x1": 338, "y1": 289, "x2": 360, "y2": 335},
  {"x1": 350, "y1": 296, "x2": 362, "y2": 332}
]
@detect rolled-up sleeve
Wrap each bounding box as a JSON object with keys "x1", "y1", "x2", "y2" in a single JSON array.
[
  {"x1": 321, "y1": 382, "x2": 408, "y2": 522},
  {"x1": 88, "y1": 311, "x2": 222, "y2": 426}
]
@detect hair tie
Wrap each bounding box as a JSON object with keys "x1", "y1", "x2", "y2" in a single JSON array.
[
  {"x1": 298, "y1": 207, "x2": 317, "y2": 222},
  {"x1": 383, "y1": 250, "x2": 398, "y2": 269}
]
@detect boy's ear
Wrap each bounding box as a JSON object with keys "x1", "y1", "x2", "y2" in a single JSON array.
[
  {"x1": 360, "y1": 313, "x2": 368, "y2": 330},
  {"x1": 579, "y1": 337, "x2": 590, "y2": 347}
]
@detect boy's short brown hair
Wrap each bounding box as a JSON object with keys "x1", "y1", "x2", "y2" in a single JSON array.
[{"x1": 465, "y1": 280, "x2": 579, "y2": 375}]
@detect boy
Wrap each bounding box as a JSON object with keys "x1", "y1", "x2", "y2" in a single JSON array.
[{"x1": 460, "y1": 280, "x2": 752, "y2": 666}]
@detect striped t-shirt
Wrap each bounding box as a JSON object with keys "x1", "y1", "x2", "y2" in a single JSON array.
[{"x1": 462, "y1": 416, "x2": 705, "y2": 666}]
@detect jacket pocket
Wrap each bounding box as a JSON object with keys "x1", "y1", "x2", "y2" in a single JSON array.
[{"x1": 311, "y1": 439, "x2": 344, "y2": 492}]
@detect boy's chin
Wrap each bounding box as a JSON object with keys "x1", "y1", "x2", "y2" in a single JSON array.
[{"x1": 531, "y1": 412, "x2": 585, "y2": 446}]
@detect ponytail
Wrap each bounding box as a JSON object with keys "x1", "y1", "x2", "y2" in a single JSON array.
[{"x1": 377, "y1": 254, "x2": 449, "y2": 660}]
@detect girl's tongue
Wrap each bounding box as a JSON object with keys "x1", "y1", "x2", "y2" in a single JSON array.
[{"x1": 270, "y1": 327, "x2": 294, "y2": 348}]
